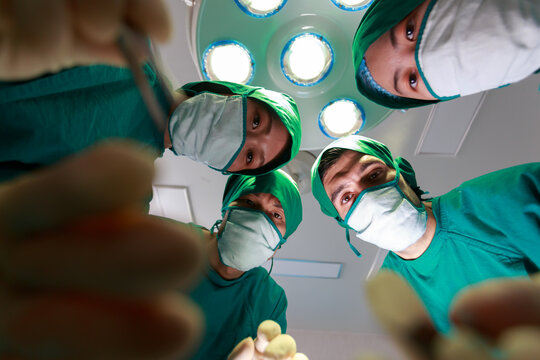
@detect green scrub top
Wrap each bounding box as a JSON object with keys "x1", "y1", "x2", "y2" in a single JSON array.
[
  {"x1": 222, "y1": 169, "x2": 303, "y2": 239},
  {"x1": 382, "y1": 163, "x2": 540, "y2": 333},
  {"x1": 187, "y1": 222, "x2": 287, "y2": 360},
  {"x1": 189, "y1": 264, "x2": 287, "y2": 360},
  {"x1": 0, "y1": 64, "x2": 167, "y2": 182},
  {"x1": 181, "y1": 81, "x2": 302, "y2": 175}
]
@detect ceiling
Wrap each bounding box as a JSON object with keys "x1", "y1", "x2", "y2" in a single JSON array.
[{"x1": 155, "y1": 0, "x2": 540, "y2": 347}]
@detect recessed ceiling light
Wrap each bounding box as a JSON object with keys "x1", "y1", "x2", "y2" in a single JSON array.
[
  {"x1": 234, "y1": 0, "x2": 287, "y2": 18},
  {"x1": 281, "y1": 33, "x2": 334, "y2": 87},
  {"x1": 202, "y1": 40, "x2": 254, "y2": 84},
  {"x1": 319, "y1": 98, "x2": 365, "y2": 138},
  {"x1": 330, "y1": 0, "x2": 372, "y2": 11}
]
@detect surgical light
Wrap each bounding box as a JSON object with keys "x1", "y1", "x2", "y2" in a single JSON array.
[
  {"x1": 281, "y1": 33, "x2": 334, "y2": 87},
  {"x1": 202, "y1": 40, "x2": 254, "y2": 84},
  {"x1": 319, "y1": 99, "x2": 365, "y2": 139},
  {"x1": 187, "y1": 0, "x2": 394, "y2": 149},
  {"x1": 330, "y1": 0, "x2": 373, "y2": 11},
  {"x1": 234, "y1": 0, "x2": 287, "y2": 18}
]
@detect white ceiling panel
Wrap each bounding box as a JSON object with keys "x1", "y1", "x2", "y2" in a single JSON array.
[
  {"x1": 149, "y1": 185, "x2": 194, "y2": 223},
  {"x1": 416, "y1": 92, "x2": 486, "y2": 156}
]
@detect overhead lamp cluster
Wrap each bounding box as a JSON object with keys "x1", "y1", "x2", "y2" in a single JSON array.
[
  {"x1": 234, "y1": 0, "x2": 288, "y2": 17},
  {"x1": 202, "y1": 40, "x2": 254, "y2": 85},
  {"x1": 200, "y1": 0, "x2": 373, "y2": 140},
  {"x1": 281, "y1": 32, "x2": 333, "y2": 87}
]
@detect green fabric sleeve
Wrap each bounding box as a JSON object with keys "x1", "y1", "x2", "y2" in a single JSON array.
[
  {"x1": 0, "y1": 64, "x2": 166, "y2": 183},
  {"x1": 381, "y1": 163, "x2": 540, "y2": 333}
]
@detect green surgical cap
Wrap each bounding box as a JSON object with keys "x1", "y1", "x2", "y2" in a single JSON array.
[
  {"x1": 352, "y1": 0, "x2": 438, "y2": 109},
  {"x1": 221, "y1": 169, "x2": 303, "y2": 239},
  {"x1": 310, "y1": 135, "x2": 422, "y2": 220},
  {"x1": 180, "y1": 81, "x2": 301, "y2": 174}
]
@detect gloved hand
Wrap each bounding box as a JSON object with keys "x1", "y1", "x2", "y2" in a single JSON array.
[
  {"x1": 228, "y1": 320, "x2": 309, "y2": 360},
  {"x1": 0, "y1": 0, "x2": 171, "y2": 80},
  {"x1": 0, "y1": 141, "x2": 204, "y2": 359},
  {"x1": 365, "y1": 271, "x2": 540, "y2": 360}
]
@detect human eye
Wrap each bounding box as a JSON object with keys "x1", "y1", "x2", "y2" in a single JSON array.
[
  {"x1": 341, "y1": 192, "x2": 355, "y2": 205},
  {"x1": 368, "y1": 169, "x2": 382, "y2": 181},
  {"x1": 252, "y1": 115, "x2": 260, "y2": 129},
  {"x1": 246, "y1": 150, "x2": 253, "y2": 164},
  {"x1": 409, "y1": 71, "x2": 418, "y2": 90},
  {"x1": 245, "y1": 198, "x2": 256, "y2": 206},
  {"x1": 273, "y1": 212, "x2": 283, "y2": 220},
  {"x1": 405, "y1": 19, "x2": 415, "y2": 41}
]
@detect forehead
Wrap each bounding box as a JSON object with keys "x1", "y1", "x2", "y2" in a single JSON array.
[
  {"x1": 238, "y1": 192, "x2": 282, "y2": 207},
  {"x1": 248, "y1": 97, "x2": 269, "y2": 112},
  {"x1": 321, "y1": 150, "x2": 364, "y2": 187}
]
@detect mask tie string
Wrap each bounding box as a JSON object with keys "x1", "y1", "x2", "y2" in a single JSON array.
[
  {"x1": 211, "y1": 219, "x2": 222, "y2": 235},
  {"x1": 345, "y1": 228, "x2": 363, "y2": 258},
  {"x1": 265, "y1": 257, "x2": 275, "y2": 279}
]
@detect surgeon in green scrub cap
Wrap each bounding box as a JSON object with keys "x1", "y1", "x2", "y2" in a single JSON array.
[
  {"x1": 311, "y1": 134, "x2": 540, "y2": 333},
  {"x1": 0, "y1": 70, "x2": 301, "y2": 182},
  {"x1": 353, "y1": 0, "x2": 540, "y2": 109},
  {"x1": 188, "y1": 169, "x2": 303, "y2": 360}
]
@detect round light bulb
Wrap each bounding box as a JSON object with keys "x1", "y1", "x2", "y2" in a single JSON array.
[
  {"x1": 203, "y1": 41, "x2": 254, "y2": 84},
  {"x1": 331, "y1": 0, "x2": 372, "y2": 11},
  {"x1": 235, "y1": 0, "x2": 286, "y2": 17},
  {"x1": 281, "y1": 33, "x2": 333, "y2": 86},
  {"x1": 319, "y1": 99, "x2": 365, "y2": 138}
]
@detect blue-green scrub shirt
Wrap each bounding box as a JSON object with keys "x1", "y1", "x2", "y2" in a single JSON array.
[
  {"x1": 189, "y1": 263, "x2": 287, "y2": 360},
  {"x1": 0, "y1": 64, "x2": 167, "y2": 182},
  {"x1": 382, "y1": 163, "x2": 540, "y2": 333}
]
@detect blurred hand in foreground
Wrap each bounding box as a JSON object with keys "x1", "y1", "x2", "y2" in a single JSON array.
[
  {"x1": 0, "y1": 0, "x2": 171, "y2": 80},
  {"x1": 228, "y1": 320, "x2": 309, "y2": 360},
  {"x1": 0, "y1": 141, "x2": 204, "y2": 359},
  {"x1": 365, "y1": 271, "x2": 540, "y2": 360}
]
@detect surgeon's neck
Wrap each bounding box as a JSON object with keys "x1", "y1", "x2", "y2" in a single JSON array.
[
  {"x1": 163, "y1": 90, "x2": 191, "y2": 149},
  {"x1": 208, "y1": 235, "x2": 245, "y2": 280},
  {"x1": 394, "y1": 202, "x2": 436, "y2": 260}
]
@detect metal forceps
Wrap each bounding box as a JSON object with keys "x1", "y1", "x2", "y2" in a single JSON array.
[{"x1": 116, "y1": 26, "x2": 176, "y2": 133}]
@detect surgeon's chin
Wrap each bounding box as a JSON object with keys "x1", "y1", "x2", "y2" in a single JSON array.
[{"x1": 217, "y1": 263, "x2": 245, "y2": 280}]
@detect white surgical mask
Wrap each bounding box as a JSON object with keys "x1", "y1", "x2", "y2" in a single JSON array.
[
  {"x1": 416, "y1": 0, "x2": 540, "y2": 99},
  {"x1": 216, "y1": 207, "x2": 284, "y2": 272},
  {"x1": 343, "y1": 170, "x2": 427, "y2": 253},
  {"x1": 168, "y1": 92, "x2": 246, "y2": 172}
]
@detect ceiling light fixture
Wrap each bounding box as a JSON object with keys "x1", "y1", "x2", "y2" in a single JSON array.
[
  {"x1": 234, "y1": 0, "x2": 287, "y2": 18},
  {"x1": 318, "y1": 98, "x2": 365, "y2": 139},
  {"x1": 186, "y1": 0, "x2": 394, "y2": 149},
  {"x1": 202, "y1": 40, "x2": 254, "y2": 84},
  {"x1": 330, "y1": 0, "x2": 373, "y2": 11},
  {"x1": 281, "y1": 32, "x2": 334, "y2": 87}
]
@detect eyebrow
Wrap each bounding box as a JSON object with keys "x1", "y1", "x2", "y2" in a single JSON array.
[
  {"x1": 328, "y1": 160, "x2": 382, "y2": 204},
  {"x1": 330, "y1": 183, "x2": 347, "y2": 204},
  {"x1": 393, "y1": 70, "x2": 402, "y2": 95},
  {"x1": 390, "y1": 25, "x2": 397, "y2": 49},
  {"x1": 257, "y1": 151, "x2": 265, "y2": 168},
  {"x1": 265, "y1": 110, "x2": 274, "y2": 135}
]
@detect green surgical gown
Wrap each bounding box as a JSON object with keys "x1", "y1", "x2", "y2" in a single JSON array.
[
  {"x1": 189, "y1": 263, "x2": 287, "y2": 360},
  {"x1": 382, "y1": 163, "x2": 540, "y2": 333},
  {"x1": 0, "y1": 64, "x2": 167, "y2": 182}
]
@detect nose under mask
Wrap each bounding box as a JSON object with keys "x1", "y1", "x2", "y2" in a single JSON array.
[
  {"x1": 168, "y1": 92, "x2": 246, "y2": 172},
  {"x1": 343, "y1": 170, "x2": 427, "y2": 253},
  {"x1": 216, "y1": 207, "x2": 283, "y2": 272},
  {"x1": 416, "y1": 0, "x2": 540, "y2": 99}
]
